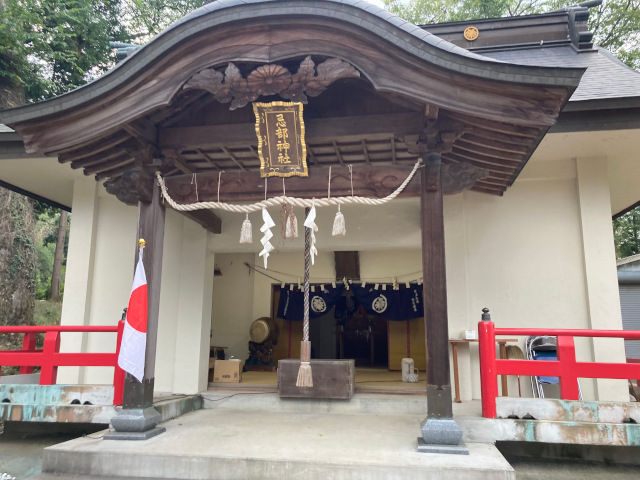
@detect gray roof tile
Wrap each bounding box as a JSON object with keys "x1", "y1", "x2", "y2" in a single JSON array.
[{"x1": 481, "y1": 45, "x2": 640, "y2": 101}]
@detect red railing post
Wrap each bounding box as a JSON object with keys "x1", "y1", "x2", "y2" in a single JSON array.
[
  {"x1": 479, "y1": 310, "x2": 498, "y2": 418},
  {"x1": 112, "y1": 319, "x2": 125, "y2": 405},
  {"x1": 557, "y1": 335, "x2": 580, "y2": 400},
  {"x1": 20, "y1": 332, "x2": 37, "y2": 374},
  {"x1": 40, "y1": 331, "x2": 61, "y2": 385}
]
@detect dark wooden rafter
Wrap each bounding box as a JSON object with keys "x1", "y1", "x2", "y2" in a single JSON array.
[
  {"x1": 332, "y1": 141, "x2": 345, "y2": 166},
  {"x1": 459, "y1": 134, "x2": 530, "y2": 155},
  {"x1": 307, "y1": 147, "x2": 318, "y2": 165},
  {"x1": 391, "y1": 137, "x2": 397, "y2": 164},
  {"x1": 197, "y1": 148, "x2": 223, "y2": 170},
  {"x1": 83, "y1": 156, "x2": 134, "y2": 176},
  {"x1": 95, "y1": 161, "x2": 136, "y2": 181},
  {"x1": 123, "y1": 118, "x2": 158, "y2": 145},
  {"x1": 163, "y1": 149, "x2": 196, "y2": 174},
  {"x1": 444, "y1": 153, "x2": 518, "y2": 173},
  {"x1": 220, "y1": 146, "x2": 247, "y2": 171},
  {"x1": 454, "y1": 140, "x2": 525, "y2": 162},
  {"x1": 58, "y1": 132, "x2": 131, "y2": 163},
  {"x1": 444, "y1": 111, "x2": 540, "y2": 138},
  {"x1": 361, "y1": 140, "x2": 370, "y2": 165},
  {"x1": 70, "y1": 149, "x2": 131, "y2": 169}
]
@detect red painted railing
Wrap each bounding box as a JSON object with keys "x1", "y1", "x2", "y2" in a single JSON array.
[
  {"x1": 479, "y1": 320, "x2": 640, "y2": 418},
  {"x1": 0, "y1": 321, "x2": 125, "y2": 405}
]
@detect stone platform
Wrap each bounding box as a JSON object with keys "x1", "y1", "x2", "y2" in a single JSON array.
[{"x1": 42, "y1": 394, "x2": 514, "y2": 480}]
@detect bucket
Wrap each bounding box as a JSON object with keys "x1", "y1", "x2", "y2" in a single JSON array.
[{"x1": 249, "y1": 317, "x2": 280, "y2": 345}]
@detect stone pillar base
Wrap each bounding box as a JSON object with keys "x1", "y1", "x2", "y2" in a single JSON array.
[
  {"x1": 104, "y1": 406, "x2": 165, "y2": 441},
  {"x1": 104, "y1": 427, "x2": 166, "y2": 441},
  {"x1": 418, "y1": 417, "x2": 469, "y2": 455}
]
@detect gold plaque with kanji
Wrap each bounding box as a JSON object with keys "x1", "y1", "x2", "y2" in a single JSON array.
[{"x1": 253, "y1": 101, "x2": 308, "y2": 178}]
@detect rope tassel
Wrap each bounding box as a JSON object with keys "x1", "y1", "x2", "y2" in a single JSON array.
[
  {"x1": 296, "y1": 341, "x2": 313, "y2": 387},
  {"x1": 239, "y1": 213, "x2": 253, "y2": 244},
  {"x1": 332, "y1": 204, "x2": 346, "y2": 237},
  {"x1": 296, "y1": 361, "x2": 313, "y2": 388}
]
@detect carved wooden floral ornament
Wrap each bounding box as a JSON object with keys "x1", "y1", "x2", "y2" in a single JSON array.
[{"x1": 183, "y1": 56, "x2": 361, "y2": 110}]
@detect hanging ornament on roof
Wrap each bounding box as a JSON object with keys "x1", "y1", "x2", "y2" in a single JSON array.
[
  {"x1": 280, "y1": 202, "x2": 298, "y2": 240},
  {"x1": 259, "y1": 208, "x2": 275, "y2": 268},
  {"x1": 303, "y1": 203, "x2": 318, "y2": 265},
  {"x1": 332, "y1": 204, "x2": 346, "y2": 237},
  {"x1": 239, "y1": 213, "x2": 253, "y2": 244}
]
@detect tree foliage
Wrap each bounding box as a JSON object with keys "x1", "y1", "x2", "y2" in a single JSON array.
[
  {"x1": 123, "y1": 0, "x2": 211, "y2": 41},
  {"x1": 613, "y1": 206, "x2": 640, "y2": 259},
  {"x1": 384, "y1": 0, "x2": 640, "y2": 70},
  {"x1": 0, "y1": 0, "x2": 130, "y2": 102}
]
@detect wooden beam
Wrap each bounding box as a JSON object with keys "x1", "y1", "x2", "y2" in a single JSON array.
[
  {"x1": 444, "y1": 112, "x2": 540, "y2": 138},
  {"x1": 307, "y1": 147, "x2": 318, "y2": 166},
  {"x1": 161, "y1": 161, "x2": 494, "y2": 203},
  {"x1": 95, "y1": 161, "x2": 136, "y2": 181},
  {"x1": 444, "y1": 153, "x2": 518, "y2": 174},
  {"x1": 59, "y1": 133, "x2": 130, "y2": 163},
  {"x1": 70, "y1": 149, "x2": 129, "y2": 169},
  {"x1": 83, "y1": 156, "x2": 133, "y2": 176},
  {"x1": 454, "y1": 140, "x2": 526, "y2": 162},
  {"x1": 123, "y1": 119, "x2": 158, "y2": 146},
  {"x1": 420, "y1": 152, "x2": 453, "y2": 417},
  {"x1": 391, "y1": 137, "x2": 397, "y2": 164},
  {"x1": 361, "y1": 140, "x2": 370, "y2": 165},
  {"x1": 449, "y1": 148, "x2": 522, "y2": 168},
  {"x1": 221, "y1": 146, "x2": 247, "y2": 171},
  {"x1": 182, "y1": 210, "x2": 222, "y2": 235},
  {"x1": 332, "y1": 140, "x2": 344, "y2": 166},
  {"x1": 164, "y1": 165, "x2": 421, "y2": 203},
  {"x1": 158, "y1": 113, "x2": 423, "y2": 149}
]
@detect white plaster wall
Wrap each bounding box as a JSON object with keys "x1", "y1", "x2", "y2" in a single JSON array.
[
  {"x1": 576, "y1": 156, "x2": 627, "y2": 400},
  {"x1": 168, "y1": 220, "x2": 214, "y2": 393},
  {"x1": 154, "y1": 209, "x2": 184, "y2": 392},
  {"x1": 57, "y1": 178, "x2": 100, "y2": 384},
  {"x1": 82, "y1": 192, "x2": 137, "y2": 384},
  {"x1": 210, "y1": 253, "x2": 256, "y2": 361}
]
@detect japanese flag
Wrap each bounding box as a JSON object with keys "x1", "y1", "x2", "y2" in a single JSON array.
[{"x1": 118, "y1": 254, "x2": 147, "y2": 382}]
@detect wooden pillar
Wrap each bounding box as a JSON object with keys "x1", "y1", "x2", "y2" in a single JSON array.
[
  {"x1": 420, "y1": 152, "x2": 453, "y2": 419},
  {"x1": 107, "y1": 176, "x2": 166, "y2": 440},
  {"x1": 122, "y1": 178, "x2": 166, "y2": 408}
]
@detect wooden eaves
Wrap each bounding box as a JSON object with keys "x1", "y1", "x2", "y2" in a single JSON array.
[{"x1": 0, "y1": 0, "x2": 585, "y2": 234}]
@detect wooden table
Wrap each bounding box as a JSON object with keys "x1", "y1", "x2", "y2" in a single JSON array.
[{"x1": 449, "y1": 338, "x2": 518, "y2": 403}]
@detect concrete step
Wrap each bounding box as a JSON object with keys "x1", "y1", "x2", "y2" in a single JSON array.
[
  {"x1": 42, "y1": 407, "x2": 515, "y2": 480},
  {"x1": 202, "y1": 390, "x2": 432, "y2": 415}
]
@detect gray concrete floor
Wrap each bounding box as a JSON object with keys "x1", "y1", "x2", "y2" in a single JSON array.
[{"x1": 2, "y1": 408, "x2": 640, "y2": 480}]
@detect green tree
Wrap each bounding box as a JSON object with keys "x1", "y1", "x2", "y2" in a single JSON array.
[
  {"x1": 1, "y1": 0, "x2": 130, "y2": 102},
  {"x1": 123, "y1": 0, "x2": 211, "y2": 41},
  {"x1": 384, "y1": 0, "x2": 640, "y2": 69},
  {"x1": 613, "y1": 207, "x2": 640, "y2": 259}
]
